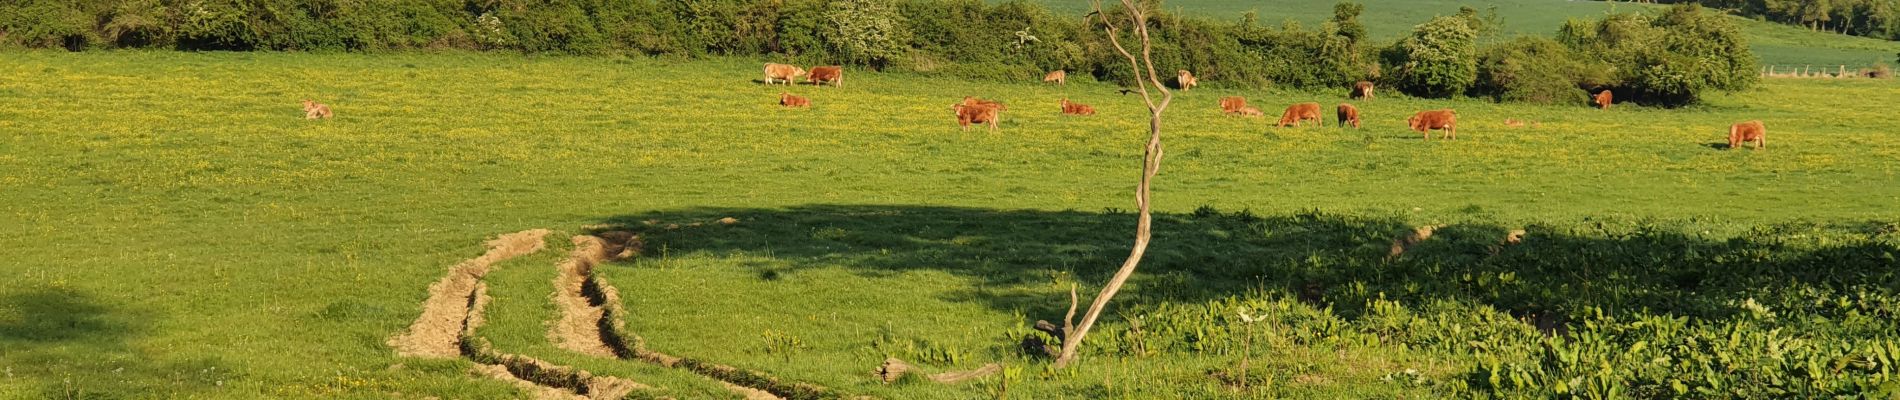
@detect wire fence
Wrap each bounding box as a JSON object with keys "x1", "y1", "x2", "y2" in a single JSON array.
[{"x1": 1760, "y1": 64, "x2": 1892, "y2": 79}]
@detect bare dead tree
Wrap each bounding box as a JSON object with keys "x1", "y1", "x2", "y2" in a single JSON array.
[{"x1": 1045, "y1": 0, "x2": 1174, "y2": 368}]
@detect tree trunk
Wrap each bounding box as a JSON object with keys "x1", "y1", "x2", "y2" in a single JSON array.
[{"x1": 1053, "y1": 0, "x2": 1174, "y2": 369}]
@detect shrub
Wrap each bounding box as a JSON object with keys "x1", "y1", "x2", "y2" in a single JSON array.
[
  {"x1": 1385, "y1": 16, "x2": 1479, "y2": 98},
  {"x1": 1557, "y1": 4, "x2": 1757, "y2": 107},
  {"x1": 824, "y1": 0, "x2": 909, "y2": 69},
  {"x1": 1471, "y1": 37, "x2": 1607, "y2": 105},
  {"x1": 0, "y1": 1, "x2": 100, "y2": 50}
]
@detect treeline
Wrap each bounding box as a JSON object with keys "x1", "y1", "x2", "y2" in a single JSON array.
[
  {"x1": 0, "y1": 0, "x2": 1755, "y2": 106},
  {"x1": 1626, "y1": 0, "x2": 1900, "y2": 39}
]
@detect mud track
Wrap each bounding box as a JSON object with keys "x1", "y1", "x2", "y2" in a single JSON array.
[{"x1": 389, "y1": 229, "x2": 653, "y2": 399}]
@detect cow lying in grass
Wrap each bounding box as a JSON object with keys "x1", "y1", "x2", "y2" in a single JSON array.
[
  {"x1": 779, "y1": 93, "x2": 809, "y2": 108},
  {"x1": 1059, "y1": 99, "x2": 1095, "y2": 116}
]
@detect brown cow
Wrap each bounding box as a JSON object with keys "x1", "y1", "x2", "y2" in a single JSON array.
[
  {"x1": 1336, "y1": 103, "x2": 1361, "y2": 128},
  {"x1": 1594, "y1": 90, "x2": 1613, "y2": 110},
  {"x1": 1059, "y1": 99, "x2": 1096, "y2": 116},
  {"x1": 807, "y1": 66, "x2": 843, "y2": 87},
  {"x1": 1234, "y1": 107, "x2": 1264, "y2": 117},
  {"x1": 953, "y1": 104, "x2": 1001, "y2": 132},
  {"x1": 1043, "y1": 70, "x2": 1067, "y2": 84},
  {"x1": 301, "y1": 99, "x2": 333, "y2": 119},
  {"x1": 1351, "y1": 81, "x2": 1376, "y2": 100},
  {"x1": 1728, "y1": 120, "x2": 1766, "y2": 150},
  {"x1": 961, "y1": 96, "x2": 1007, "y2": 111},
  {"x1": 1408, "y1": 109, "x2": 1458, "y2": 140},
  {"x1": 764, "y1": 63, "x2": 806, "y2": 85},
  {"x1": 1177, "y1": 70, "x2": 1198, "y2": 91},
  {"x1": 1276, "y1": 102, "x2": 1324, "y2": 127},
  {"x1": 1219, "y1": 96, "x2": 1247, "y2": 114},
  {"x1": 779, "y1": 93, "x2": 809, "y2": 108}
]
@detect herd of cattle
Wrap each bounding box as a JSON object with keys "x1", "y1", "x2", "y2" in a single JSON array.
[
  {"x1": 298, "y1": 62, "x2": 1763, "y2": 150},
  {"x1": 759, "y1": 62, "x2": 1768, "y2": 149},
  {"x1": 304, "y1": 63, "x2": 1770, "y2": 148}
]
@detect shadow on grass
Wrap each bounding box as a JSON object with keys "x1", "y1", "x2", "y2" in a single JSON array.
[
  {"x1": 595, "y1": 205, "x2": 1899, "y2": 326},
  {"x1": 0, "y1": 287, "x2": 230, "y2": 398}
]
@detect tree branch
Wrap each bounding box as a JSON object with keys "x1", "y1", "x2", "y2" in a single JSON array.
[{"x1": 1056, "y1": 0, "x2": 1173, "y2": 368}]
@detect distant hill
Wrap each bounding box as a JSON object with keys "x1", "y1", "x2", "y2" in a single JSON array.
[{"x1": 1016, "y1": 0, "x2": 1899, "y2": 68}]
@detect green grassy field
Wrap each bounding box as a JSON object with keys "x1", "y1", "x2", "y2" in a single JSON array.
[
  {"x1": 1017, "y1": 0, "x2": 1900, "y2": 68},
  {"x1": 2, "y1": 50, "x2": 1897, "y2": 399}
]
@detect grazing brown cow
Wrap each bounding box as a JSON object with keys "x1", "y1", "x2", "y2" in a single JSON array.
[
  {"x1": 961, "y1": 96, "x2": 1007, "y2": 111},
  {"x1": 807, "y1": 66, "x2": 843, "y2": 87},
  {"x1": 1176, "y1": 70, "x2": 1198, "y2": 91},
  {"x1": 1219, "y1": 96, "x2": 1247, "y2": 114},
  {"x1": 1728, "y1": 120, "x2": 1766, "y2": 150},
  {"x1": 953, "y1": 104, "x2": 1002, "y2": 132},
  {"x1": 1234, "y1": 107, "x2": 1264, "y2": 117},
  {"x1": 1407, "y1": 109, "x2": 1458, "y2": 140},
  {"x1": 1351, "y1": 81, "x2": 1376, "y2": 100},
  {"x1": 1059, "y1": 99, "x2": 1096, "y2": 116},
  {"x1": 1043, "y1": 70, "x2": 1067, "y2": 84},
  {"x1": 763, "y1": 63, "x2": 806, "y2": 85},
  {"x1": 778, "y1": 93, "x2": 809, "y2": 108},
  {"x1": 1276, "y1": 102, "x2": 1324, "y2": 127},
  {"x1": 1594, "y1": 90, "x2": 1613, "y2": 110},
  {"x1": 1336, "y1": 103, "x2": 1361, "y2": 128}
]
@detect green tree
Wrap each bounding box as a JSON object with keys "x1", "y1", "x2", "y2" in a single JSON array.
[
  {"x1": 824, "y1": 0, "x2": 910, "y2": 69},
  {"x1": 1386, "y1": 15, "x2": 1479, "y2": 98},
  {"x1": 1330, "y1": 1, "x2": 1365, "y2": 46}
]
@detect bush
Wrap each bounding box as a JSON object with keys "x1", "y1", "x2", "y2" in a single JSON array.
[
  {"x1": 1471, "y1": 37, "x2": 1607, "y2": 105},
  {"x1": 1385, "y1": 16, "x2": 1479, "y2": 98},
  {"x1": 0, "y1": 1, "x2": 98, "y2": 50},
  {"x1": 1557, "y1": 4, "x2": 1757, "y2": 107},
  {"x1": 824, "y1": 0, "x2": 909, "y2": 69}
]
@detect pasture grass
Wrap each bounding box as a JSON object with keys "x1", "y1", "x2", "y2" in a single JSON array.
[
  {"x1": 0, "y1": 50, "x2": 1895, "y2": 398},
  {"x1": 1017, "y1": 0, "x2": 1900, "y2": 68}
]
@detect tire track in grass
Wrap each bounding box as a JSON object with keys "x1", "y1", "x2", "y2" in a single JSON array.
[
  {"x1": 561, "y1": 229, "x2": 854, "y2": 400},
  {"x1": 389, "y1": 229, "x2": 552, "y2": 357},
  {"x1": 388, "y1": 229, "x2": 654, "y2": 399}
]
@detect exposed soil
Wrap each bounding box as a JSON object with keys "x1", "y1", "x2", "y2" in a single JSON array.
[
  {"x1": 551, "y1": 235, "x2": 617, "y2": 358},
  {"x1": 390, "y1": 229, "x2": 552, "y2": 358},
  {"x1": 472, "y1": 364, "x2": 587, "y2": 400},
  {"x1": 389, "y1": 229, "x2": 655, "y2": 399}
]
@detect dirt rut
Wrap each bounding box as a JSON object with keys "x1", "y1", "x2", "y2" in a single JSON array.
[
  {"x1": 388, "y1": 229, "x2": 654, "y2": 399},
  {"x1": 390, "y1": 229, "x2": 552, "y2": 358},
  {"x1": 551, "y1": 235, "x2": 619, "y2": 357}
]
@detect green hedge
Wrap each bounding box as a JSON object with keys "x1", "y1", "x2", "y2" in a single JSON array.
[{"x1": 0, "y1": 0, "x2": 1756, "y2": 105}]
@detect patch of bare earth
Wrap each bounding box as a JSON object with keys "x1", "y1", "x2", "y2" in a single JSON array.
[
  {"x1": 550, "y1": 235, "x2": 617, "y2": 358},
  {"x1": 389, "y1": 229, "x2": 654, "y2": 399},
  {"x1": 472, "y1": 364, "x2": 586, "y2": 400},
  {"x1": 390, "y1": 229, "x2": 552, "y2": 358}
]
